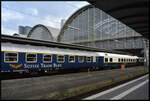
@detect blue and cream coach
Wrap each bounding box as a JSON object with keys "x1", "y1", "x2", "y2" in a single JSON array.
[{"x1": 1, "y1": 41, "x2": 142, "y2": 73}]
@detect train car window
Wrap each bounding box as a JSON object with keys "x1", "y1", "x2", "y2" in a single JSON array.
[
  {"x1": 57, "y1": 55, "x2": 64, "y2": 63},
  {"x1": 4, "y1": 52, "x2": 18, "y2": 63},
  {"x1": 110, "y1": 58, "x2": 113, "y2": 62},
  {"x1": 124, "y1": 59, "x2": 126, "y2": 62},
  {"x1": 118, "y1": 58, "x2": 120, "y2": 62},
  {"x1": 78, "y1": 56, "x2": 84, "y2": 63},
  {"x1": 86, "y1": 56, "x2": 91, "y2": 62},
  {"x1": 96, "y1": 57, "x2": 99, "y2": 62},
  {"x1": 93, "y1": 56, "x2": 96, "y2": 62},
  {"x1": 105, "y1": 58, "x2": 108, "y2": 62},
  {"x1": 26, "y1": 53, "x2": 37, "y2": 62},
  {"x1": 121, "y1": 59, "x2": 123, "y2": 62},
  {"x1": 127, "y1": 59, "x2": 129, "y2": 62},
  {"x1": 69, "y1": 56, "x2": 75, "y2": 63},
  {"x1": 43, "y1": 54, "x2": 52, "y2": 62}
]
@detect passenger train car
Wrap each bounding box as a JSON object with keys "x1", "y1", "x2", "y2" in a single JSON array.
[{"x1": 1, "y1": 41, "x2": 145, "y2": 73}]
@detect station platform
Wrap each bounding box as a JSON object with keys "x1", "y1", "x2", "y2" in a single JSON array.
[{"x1": 1, "y1": 66, "x2": 149, "y2": 100}]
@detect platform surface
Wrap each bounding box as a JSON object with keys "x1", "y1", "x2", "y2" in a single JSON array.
[{"x1": 1, "y1": 66, "x2": 149, "y2": 100}]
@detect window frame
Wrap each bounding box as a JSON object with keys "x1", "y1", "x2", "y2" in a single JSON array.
[
  {"x1": 105, "y1": 57, "x2": 109, "y2": 63},
  {"x1": 68, "y1": 55, "x2": 75, "y2": 63},
  {"x1": 26, "y1": 53, "x2": 37, "y2": 63},
  {"x1": 127, "y1": 59, "x2": 129, "y2": 62},
  {"x1": 124, "y1": 59, "x2": 126, "y2": 63},
  {"x1": 86, "y1": 56, "x2": 91, "y2": 63},
  {"x1": 43, "y1": 54, "x2": 52, "y2": 63},
  {"x1": 96, "y1": 56, "x2": 99, "y2": 62},
  {"x1": 57, "y1": 55, "x2": 65, "y2": 63},
  {"x1": 78, "y1": 56, "x2": 84, "y2": 63},
  {"x1": 4, "y1": 52, "x2": 18, "y2": 63},
  {"x1": 109, "y1": 58, "x2": 113, "y2": 62}
]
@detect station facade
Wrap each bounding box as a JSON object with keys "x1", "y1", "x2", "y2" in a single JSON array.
[{"x1": 57, "y1": 5, "x2": 147, "y2": 56}]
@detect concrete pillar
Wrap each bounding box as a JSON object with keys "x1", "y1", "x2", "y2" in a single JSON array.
[{"x1": 143, "y1": 38, "x2": 149, "y2": 67}]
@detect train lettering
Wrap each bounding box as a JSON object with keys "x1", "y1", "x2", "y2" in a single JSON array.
[
  {"x1": 53, "y1": 63, "x2": 62, "y2": 68},
  {"x1": 40, "y1": 63, "x2": 52, "y2": 68},
  {"x1": 24, "y1": 64, "x2": 39, "y2": 68},
  {"x1": 23, "y1": 63, "x2": 62, "y2": 69}
]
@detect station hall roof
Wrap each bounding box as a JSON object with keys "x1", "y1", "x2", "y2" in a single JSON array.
[
  {"x1": 27, "y1": 24, "x2": 60, "y2": 41},
  {"x1": 57, "y1": 4, "x2": 93, "y2": 41}
]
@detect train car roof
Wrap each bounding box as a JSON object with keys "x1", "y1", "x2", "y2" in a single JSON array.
[
  {"x1": 96, "y1": 52, "x2": 138, "y2": 59},
  {"x1": 1, "y1": 42, "x2": 98, "y2": 56},
  {"x1": 1, "y1": 34, "x2": 133, "y2": 55},
  {"x1": 2, "y1": 42, "x2": 138, "y2": 58}
]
